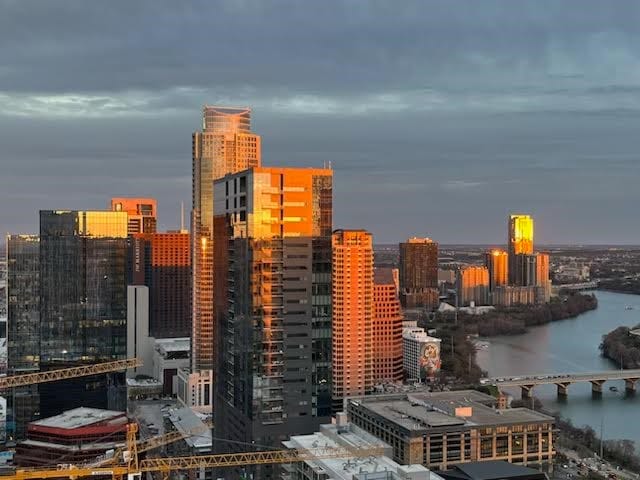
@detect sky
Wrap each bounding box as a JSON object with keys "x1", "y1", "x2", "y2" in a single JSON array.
[{"x1": 1, "y1": 1, "x2": 640, "y2": 244}]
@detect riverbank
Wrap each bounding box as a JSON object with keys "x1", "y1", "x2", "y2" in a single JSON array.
[
  {"x1": 598, "y1": 278, "x2": 640, "y2": 296},
  {"x1": 600, "y1": 326, "x2": 640, "y2": 369},
  {"x1": 475, "y1": 291, "x2": 640, "y2": 462},
  {"x1": 512, "y1": 396, "x2": 640, "y2": 477},
  {"x1": 438, "y1": 292, "x2": 598, "y2": 336}
]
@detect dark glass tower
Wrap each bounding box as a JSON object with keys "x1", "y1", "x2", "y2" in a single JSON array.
[
  {"x1": 39, "y1": 211, "x2": 128, "y2": 417},
  {"x1": 6, "y1": 235, "x2": 40, "y2": 440},
  {"x1": 213, "y1": 167, "x2": 332, "y2": 480}
]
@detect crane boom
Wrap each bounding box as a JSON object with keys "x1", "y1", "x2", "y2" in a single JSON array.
[
  {"x1": 8, "y1": 445, "x2": 385, "y2": 480},
  {"x1": 0, "y1": 358, "x2": 142, "y2": 389}
]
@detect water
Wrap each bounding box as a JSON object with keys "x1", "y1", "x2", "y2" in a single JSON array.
[{"x1": 476, "y1": 290, "x2": 640, "y2": 444}]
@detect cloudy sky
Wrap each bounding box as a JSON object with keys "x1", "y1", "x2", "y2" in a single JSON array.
[{"x1": 2, "y1": 1, "x2": 640, "y2": 244}]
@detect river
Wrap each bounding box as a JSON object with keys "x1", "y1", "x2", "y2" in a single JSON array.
[{"x1": 476, "y1": 290, "x2": 640, "y2": 445}]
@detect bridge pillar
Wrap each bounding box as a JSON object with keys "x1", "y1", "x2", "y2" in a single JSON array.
[
  {"x1": 556, "y1": 383, "x2": 571, "y2": 397},
  {"x1": 590, "y1": 380, "x2": 605, "y2": 394},
  {"x1": 625, "y1": 378, "x2": 638, "y2": 393},
  {"x1": 521, "y1": 385, "x2": 534, "y2": 399}
]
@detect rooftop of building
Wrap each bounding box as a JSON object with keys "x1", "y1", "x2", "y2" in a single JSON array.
[
  {"x1": 402, "y1": 327, "x2": 441, "y2": 343},
  {"x1": 32, "y1": 407, "x2": 126, "y2": 430},
  {"x1": 213, "y1": 165, "x2": 333, "y2": 182},
  {"x1": 405, "y1": 237, "x2": 435, "y2": 244},
  {"x1": 348, "y1": 390, "x2": 553, "y2": 433},
  {"x1": 155, "y1": 337, "x2": 190, "y2": 354},
  {"x1": 374, "y1": 267, "x2": 396, "y2": 285},
  {"x1": 437, "y1": 460, "x2": 547, "y2": 480},
  {"x1": 283, "y1": 422, "x2": 441, "y2": 480},
  {"x1": 167, "y1": 407, "x2": 211, "y2": 451}
]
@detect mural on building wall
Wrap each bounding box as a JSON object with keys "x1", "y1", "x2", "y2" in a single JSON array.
[{"x1": 420, "y1": 341, "x2": 441, "y2": 380}]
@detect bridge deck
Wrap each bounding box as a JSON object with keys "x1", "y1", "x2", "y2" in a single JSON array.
[{"x1": 485, "y1": 369, "x2": 640, "y2": 387}]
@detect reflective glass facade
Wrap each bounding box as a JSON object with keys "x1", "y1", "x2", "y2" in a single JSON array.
[
  {"x1": 213, "y1": 167, "x2": 332, "y2": 479},
  {"x1": 39, "y1": 211, "x2": 128, "y2": 417},
  {"x1": 192, "y1": 106, "x2": 261, "y2": 373},
  {"x1": 6, "y1": 235, "x2": 41, "y2": 440}
]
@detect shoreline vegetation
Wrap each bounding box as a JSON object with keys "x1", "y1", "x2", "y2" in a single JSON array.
[
  {"x1": 511, "y1": 397, "x2": 640, "y2": 474},
  {"x1": 600, "y1": 325, "x2": 640, "y2": 369},
  {"x1": 433, "y1": 292, "x2": 598, "y2": 337},
  {"x1": 423, "y1": 293, "x2": 598, "y2": 384},
  {"x1": 598, "y1": 278, "x2": 640, "y2": 296}
]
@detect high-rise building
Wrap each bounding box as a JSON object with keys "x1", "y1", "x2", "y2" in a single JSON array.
[
  {"x1": 512, "y1": 253, "x2": 537, "y2": 287},
  {"x1": 129, "y1": 232, "x2": 191, "y2": 338},
  {"x1": 110, "y1": 197, "x2": 157, "y2": 235},
  {"x1": 6, "y1": 235, "x2": 40, "y2": 440},
  {"x1": 373, "y1": 268, "x2": 403, "y2": 384},
  {"x1": 508, "y1": 214, "x2": 534, "y2": 284},
  {"x1": 39, "y1": 210, "x2": 128, "y2": 418},
  {"x1": 456, "y1": 266, "x2": 490, "y2": 306},
  {"x1": 399, "y1": 237, "x2": 439, "y2": 309},
  {"x1": 485, "y1": 249, "x2": 508, "y2": 292},
  {"x1": 191, "y1": 106, "x2": 261, "y2": 374},
  {"x1": 332, "y1": 229, "x2": 374, "y2": 412},
  {"x1": 213, "y1": 166, "x2": 332, "y2": 479},
  {"x1": 535, "y1": 252, "x2": 551, "y2": 303}
]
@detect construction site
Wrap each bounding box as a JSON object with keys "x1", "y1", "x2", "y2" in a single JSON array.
[{"x1": 0, "y1": 358, "x2": 405, "y2": 480}]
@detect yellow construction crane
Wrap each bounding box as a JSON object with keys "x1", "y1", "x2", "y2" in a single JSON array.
[
  {"x1": 90, "y1": 420, "x2": 213, "y2": 467},
  {"x1": 0, "y1": 358, "x2": 142, "y2": 389},
  {"x1": 6, "y1": 423, "x2": 384, "y2": 480}
]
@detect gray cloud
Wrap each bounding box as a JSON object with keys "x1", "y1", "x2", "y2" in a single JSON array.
[{"x1": 2, "y1": 0, "x2": 640, "y2": 243}]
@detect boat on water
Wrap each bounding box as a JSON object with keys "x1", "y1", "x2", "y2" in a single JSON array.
[
  {"x1": 610, "y1": 386, "x2": 619, "y2": 392},
  {"x1": 625, "y1": 305, "x2": 633, "y2": 310}
]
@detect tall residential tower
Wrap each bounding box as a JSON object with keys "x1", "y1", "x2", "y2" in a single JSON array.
[
  {"x1": 213, "y1": 167, "x2": 332, "y2": 479},
  {"x1": 399, "y1": 237, "x2": 439, "y2": 309},
  {"x1": 332, "y1": 229, "x2": 374, "y2": 413},
  {"x1": 191, "y1": 106, "x2": 261, "y2": 374}
]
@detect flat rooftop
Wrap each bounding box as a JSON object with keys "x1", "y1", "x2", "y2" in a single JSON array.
[
  {"x1": 32, "y1": 407, "x2": 126, "y2": 430},
  {"x1": 349, "y1": 390, "x2": 553, "y2": 433},
  {"x1": 284, "y1": 423, "x2": 440, "y2": 480},
  {"x1": 167, "y1": 407, "x2": 211, "y2": 451},
  {"x1": 155, "y1": 337, "x2": 190, "y2": 353}
]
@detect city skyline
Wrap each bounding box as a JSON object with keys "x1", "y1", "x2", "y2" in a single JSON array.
[{"x1": 2, "y1": 2, "x2": 640, "y2": 244}]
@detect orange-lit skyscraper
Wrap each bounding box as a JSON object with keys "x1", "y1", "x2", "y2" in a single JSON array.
[
  {"x1": 457, "y1": 266, "x2": 490, "y2": 306},
  {"x1": 129, "y1": 231, "x2": 191, "y2": 338},
  {"x1": 213, "y1": 167, "x2": 332, "y2": 477},
  {"x1": 399, "y1": 237, "x2": 439, "y2": 309},
  {"x1": 485, "y1": 249, "x2": 508, "y2": 292},
  {"x1": 191, "y1": 106, "x2": 261, "y2": 373},
  {"x1": 373, "y1": 268, "x2": 404, "y2": 384},
  {"x1": 332, "y1": 229, "x2": 374, "y2": 412},
  {"x1": 535, "y1": 252, "x2": 551, "y2": 303},
  {"x1": 111, "y1": 197, "x2": 157, "y2": 235},
  {"x1": 508, "y1": 214, "x2": 534, "y2": 285},
  {"x1": 508, "y1": 214, "x2": 534, "y2": 256}
]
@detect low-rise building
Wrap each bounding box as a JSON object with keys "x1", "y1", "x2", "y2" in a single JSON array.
[
  {"x1": 347, "y1": 390, "x2": 556, "y2": 471},
  {"x1": 176, "y1": 369, "x2": 213, "y2": 414},
  {"x1": 14, "y1": 407, "x2": 128, "y2": 466},
  {"x1": 282, "y1": 415, "x2": 441, "y2": 480},
  {"x1": 164, "y1": 407, "x2": 212, "y2": 479},
  {"x1": 153, "y1": 338, "x2": 190, "y2": 396}
]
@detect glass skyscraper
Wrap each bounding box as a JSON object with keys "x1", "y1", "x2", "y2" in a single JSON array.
[
  {"x1": 6, "y1": 234, "x2": 40, "y2": 440},
  {"x1": 213, "y1": 167, "x2": 332, "y2": 479},
  {"x1": 39, "y1": 210, "x2": 128, "y2": 417},
  {"x1": 191, "y1": 106, "x2": 261, "y2": 373}
]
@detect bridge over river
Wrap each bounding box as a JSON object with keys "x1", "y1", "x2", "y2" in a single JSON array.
[{"x1": 483, "y1": 369, "x2": 640, "y2": 398}]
